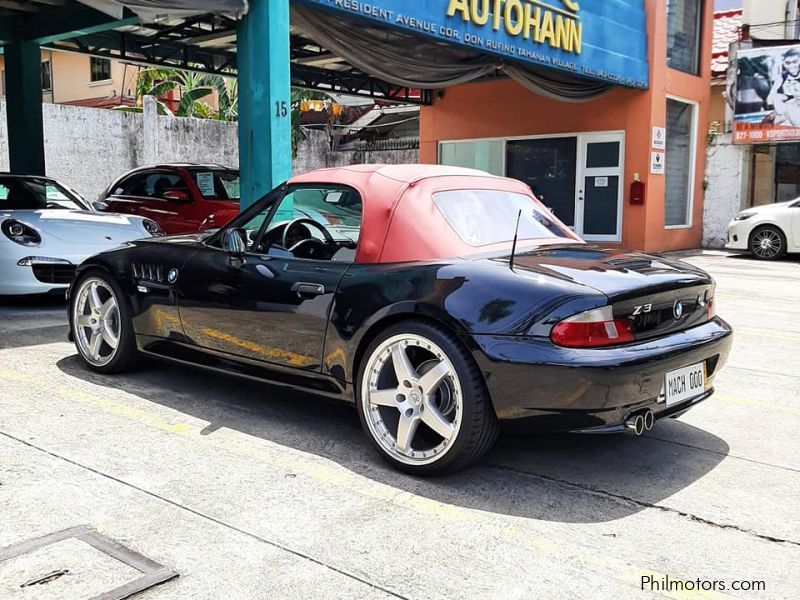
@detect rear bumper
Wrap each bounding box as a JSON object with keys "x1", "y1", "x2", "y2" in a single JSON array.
[{"x1": 471, "y1": 318, "x2": 733, "y2": 433}]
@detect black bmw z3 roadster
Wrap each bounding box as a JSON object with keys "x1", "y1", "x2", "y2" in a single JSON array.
[{"x1": 68, "y1": 165, "x2": 733, "y2": 475}]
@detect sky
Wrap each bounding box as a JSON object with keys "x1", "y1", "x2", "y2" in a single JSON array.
[{"x1": 715, "y1": 0, "x2": 742, "y2": 10}]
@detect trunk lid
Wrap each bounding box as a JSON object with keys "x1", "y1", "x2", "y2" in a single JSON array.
[{"x1": 488, "y1": 246, "x2": 715, "y2": 340}]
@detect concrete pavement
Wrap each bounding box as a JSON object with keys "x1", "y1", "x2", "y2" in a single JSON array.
[{"x1": 1, "y1": 251, "x2": 798, "y2": 599}]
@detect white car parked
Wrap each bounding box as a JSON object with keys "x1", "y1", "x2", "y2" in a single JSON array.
[
  {"x1": 726, "y1": 198, "x2": 800, "y2": 260},
  {"x1": 1, "y1": 173, "x2": 162, "y2": 296}
]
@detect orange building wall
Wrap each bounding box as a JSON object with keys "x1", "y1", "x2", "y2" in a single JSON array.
[
  {"x1": 420, "y1": 0, "x2": 714, "y2": 253},
  {"x1": 709, "y1": 85, "x2": 727, "y2": 126},
  {"x1": 0, "y1": 50, "x2": 138, "y2": 104}
]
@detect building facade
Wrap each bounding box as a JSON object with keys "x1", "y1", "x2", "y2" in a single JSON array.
[
  {"x1": 413, "y1": 0, "x2": 713, "y2": 252},
  {"x1": 705, "y1": 0, "x2": 800, "y2": 246},
  {"x1": 0, "y1": 49, "x2": 138, "y2": 108}
]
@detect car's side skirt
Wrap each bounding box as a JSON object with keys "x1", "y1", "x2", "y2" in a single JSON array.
[{"x1": 136, "y1": 335, "x2": 348, "y2": 400}]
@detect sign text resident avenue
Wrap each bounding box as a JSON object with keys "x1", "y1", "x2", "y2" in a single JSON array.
[{"x1": 299, "y1": 0, "x2": 649, "y2": 89}]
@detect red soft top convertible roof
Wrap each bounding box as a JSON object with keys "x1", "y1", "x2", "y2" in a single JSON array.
[{"x1": 290, "y1": 165, "x2": 580, "y2": 264}]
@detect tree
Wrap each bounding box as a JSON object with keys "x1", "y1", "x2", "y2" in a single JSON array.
[
  {"x1": 120, "y1": 67, "x2": 238, "y2": 121},
  {"x1": 291, "y1": 88, "x2": 331, "y2": 157}
]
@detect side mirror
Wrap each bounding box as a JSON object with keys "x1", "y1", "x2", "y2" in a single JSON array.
[
  {"x1": 163, "y1": 190, "x2": 190, "y2": 202},
  {"x1": 92, "y1": 200, "x2": 109, "y2": 211},
  {"x1": 222, "y1": 228, "x2": 247, "y2": 257}
]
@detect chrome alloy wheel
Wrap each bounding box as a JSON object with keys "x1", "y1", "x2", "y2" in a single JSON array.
[
  {"x1": 361, "y1": 334, "x2": 463, "y2": 466},
  {"x1": 73, "y1": 278, "x2": 121, "y2": 367},
  {"x1": 751, "y1": 228, "x2": 783, "y2": 259}
]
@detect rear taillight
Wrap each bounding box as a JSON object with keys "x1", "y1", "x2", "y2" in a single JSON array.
[{"x1": 550, "y1": 306, "x2": 635, "y2": 348}]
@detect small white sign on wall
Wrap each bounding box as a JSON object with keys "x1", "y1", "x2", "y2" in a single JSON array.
[
  {"x1": 652, "y1": 126, "x2": 666, "y2": 149},
  {"x1": 594, "y1": 176, "x2": 609, "y2": 188},
  {"x1": 650, "y1": 152, "x2": 665, "y2": 175}
]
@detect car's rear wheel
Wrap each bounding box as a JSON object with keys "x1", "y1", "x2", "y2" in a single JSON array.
[
  {"x1": 356, "y1": 320, "x2": 498, "y2": 476},
  {"x1": 749, "y1": 225, "x2": 786, "y2": 260},
  {"x1": 71, "y1": 272, "x2": 138, "y2": 373}
]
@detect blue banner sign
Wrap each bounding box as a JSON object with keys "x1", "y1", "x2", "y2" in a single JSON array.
[{"x1": 298, "y1": 0, "x2": 649, "y2": 89}]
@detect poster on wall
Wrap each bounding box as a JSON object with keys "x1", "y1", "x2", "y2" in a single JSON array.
[{"x1": 733, "y1": 44, "x2": 800, "y2": 144}]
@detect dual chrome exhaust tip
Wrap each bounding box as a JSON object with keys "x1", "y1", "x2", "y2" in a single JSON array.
[{"x1": 626, "y1": 410, "x2": 655, "y2": 436}]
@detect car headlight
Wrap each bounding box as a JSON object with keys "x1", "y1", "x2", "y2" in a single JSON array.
[
  {"x1": 1, "y1": 219, "x2": 41, "y2": 246},
  {"x1": 733, "y1": 212, "x2": 756, "y2": 221},
  {"x1": 142, "y1": 219, "x2": 164, "y2": 237}
]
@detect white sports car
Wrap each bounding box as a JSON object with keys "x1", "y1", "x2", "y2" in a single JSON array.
[
  {"x1": 1, "y1": 173, "x2": 162, "y2": 296},
  {"x1": 726, "y1": 198, "x2": 800, "y2": 260}
]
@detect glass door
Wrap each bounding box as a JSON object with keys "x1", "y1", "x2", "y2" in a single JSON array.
[
  {"x1": 440, "y1": 132, "x2": 625, "y2": 242},
  {"x1": 506, "y1": 137, "x2": 578, "y2": 229},
  {"x1": 577, "y1": 133, "x2": 624, "y2": 242}
]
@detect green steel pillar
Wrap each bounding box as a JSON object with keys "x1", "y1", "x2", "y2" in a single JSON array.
[
  {"x1": 4, "y1": 40, "x2": 46, "y2": 175},
  {"x1": 236, "y1": 0, "x2": 292, "y2": 209}
]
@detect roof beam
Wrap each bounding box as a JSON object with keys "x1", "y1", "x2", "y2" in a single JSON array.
[
  {"x1": 0, "y1": 1, "x2": 38, "y2": 12},
  {"x1": 22, "y1": 2, "x2": 139, "y2": 45}
]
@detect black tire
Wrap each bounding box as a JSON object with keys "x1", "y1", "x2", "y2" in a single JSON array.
[
  {"x1": 356, "y1": 319, "x2": 499, "y2": 476},
  {"x1": 749, "y1": 225, "x2": 787, "y2": 261},
  {"x1": 70, "y1": 269, "x2": 140, "y2": 374}
]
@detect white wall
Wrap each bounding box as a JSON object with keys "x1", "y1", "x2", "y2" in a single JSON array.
[
  {"x1": 0, "y1": 99, "x2": 237, "y2": 201},
  {"x1": 295, "y1": 129, "x2": 419, "y2": 173},
  {"x1": 0, "y1": 100, "x2": 418, "y2": 203},
  {"x1": 743, "y1": 0, "x2": 793, "y2": 40},
  {"x1": 703, "y1": 133, "x2": 746, "y2": 248}
]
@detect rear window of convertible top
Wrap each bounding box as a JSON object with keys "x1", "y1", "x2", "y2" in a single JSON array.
[{"x1": 432, "y1": 189, "x2": 573, "y2": 247}]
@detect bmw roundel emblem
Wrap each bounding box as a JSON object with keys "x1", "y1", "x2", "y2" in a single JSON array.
[
  {"x1": 167, "y1": 268, "x2": 179, "y2": 284},
  {"x1": 673, "y1": 300, "x2": 684, "y2": 320}
]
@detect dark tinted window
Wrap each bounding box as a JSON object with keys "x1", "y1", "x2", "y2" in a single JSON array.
[
  {"x1": 90, "y1": 57, "x2": 111, "y2": 82},
  {"x1": 665, "y1": 99, "x2": 695, "y2": 226},
  {"x1": 114, "y1": 172, "x2": 188, "y2": 200},
  {"x1": 0, "y1": 177, "x2": 86, "y2": 210},
  {"x1": 506, "y1": 137, "x2": 578, "y2": 227},
  {"x1": 667, "y1": 0, "x2": 702, "y2": 75}
]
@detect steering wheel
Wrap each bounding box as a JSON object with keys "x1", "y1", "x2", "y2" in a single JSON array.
[{"x1": 281, "y1": 218, "x2": 335, "y2": 256}]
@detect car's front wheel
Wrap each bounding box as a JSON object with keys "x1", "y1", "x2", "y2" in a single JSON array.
[
  {"x1": 71, "y1": 272, "x2": 139, "y2": 373},
  {"x1": 356, "y1": 320, "x2": 498, "y2": 475},
  {"x1": 749, "y1": 225, "x2": 787, "y2": 260}
]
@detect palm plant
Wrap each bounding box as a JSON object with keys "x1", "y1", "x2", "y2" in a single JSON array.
[{"x1": 121, "y1": 67, "x2": 238, "y2": 121}]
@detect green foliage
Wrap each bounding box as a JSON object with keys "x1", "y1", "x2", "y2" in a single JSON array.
[
  {"x1": 291, "y1": 88, "x2": 329, "y2": 158},
  {"x1": 133, "y1": 68, "x2": 329, "y2": 156},
  {"x1": 133, "y1": 67, "x2": 238, "y2": 121}
]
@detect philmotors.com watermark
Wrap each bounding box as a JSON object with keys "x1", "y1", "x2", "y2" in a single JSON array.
[{"x1": 642, "y1": 575, "x2": 766, "y2": 593}]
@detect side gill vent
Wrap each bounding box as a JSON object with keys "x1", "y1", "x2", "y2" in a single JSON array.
[{"x1": 132, "y1": 262, "x2": 165, "y2": 284}]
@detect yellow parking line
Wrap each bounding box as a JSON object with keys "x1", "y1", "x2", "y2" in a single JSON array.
[
  {"x1": 734, "y1": 328, "x2": 800, "y2": 343},
  {"x1": 715, "y1": 393, "x2": 800, "y2": 418},
  {"x1": 0, "y1": 368, "x2": 738, "y2": 599},
  {"x1": 0, "y1": 369, "x2": 193, "y2": 434}
]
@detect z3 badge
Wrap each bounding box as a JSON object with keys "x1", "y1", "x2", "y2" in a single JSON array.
[{"x1": 632, "y1": 304, "x2": 653, "y2": 316}]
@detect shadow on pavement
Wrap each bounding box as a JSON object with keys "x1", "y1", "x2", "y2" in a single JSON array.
[
  {"x1": 57, "y1": 354, "x2": 730, "y2": 524},
  {"x1": 0, "y1": 295, "x2": 68, "y2": 349}
]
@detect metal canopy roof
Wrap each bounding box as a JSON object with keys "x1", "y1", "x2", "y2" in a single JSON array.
[{"x1": 0, "y1": 0, "x2": 429, "y2": 105}]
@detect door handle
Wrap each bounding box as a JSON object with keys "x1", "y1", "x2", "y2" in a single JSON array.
[{"x1": 292, "y1": 282, "x2": 325, "y2": 298}]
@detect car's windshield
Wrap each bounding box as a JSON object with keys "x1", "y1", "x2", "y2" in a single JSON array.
[
  {"x1": 189, "y1": 169, "x2": 240, "y2": 201},
  {"x1": 433, "y1": 189, "x2": 575, "y2": 248},
  {"x1": 0, "y1": 177, "x2": 87, "y2": 210}
]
